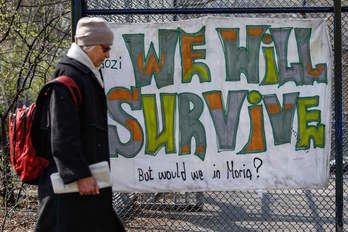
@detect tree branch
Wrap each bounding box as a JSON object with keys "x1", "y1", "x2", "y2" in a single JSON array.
[{"x1": 0, "y1": 0, "x2": 22, "y2": 44}]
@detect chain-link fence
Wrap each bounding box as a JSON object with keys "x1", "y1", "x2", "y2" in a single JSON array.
[{"x1": 78, "y1": 0, "x2": 347, "y2": 231}]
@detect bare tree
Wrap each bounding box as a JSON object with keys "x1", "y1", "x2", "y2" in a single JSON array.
[{"x1": 0, "y1": 0, "x2": 71, "y2": 230}]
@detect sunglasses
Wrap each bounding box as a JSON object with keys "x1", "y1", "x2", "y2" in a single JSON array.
[{"x1": 101, "y1": 45, "x2": 111, "y2": 53}]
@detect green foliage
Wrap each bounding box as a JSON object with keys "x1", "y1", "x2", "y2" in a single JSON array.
[
  {"x1": 0, "y1": 0, "x2": 72, "y2": 208},
  {"x1": 0, "y1": 0, "x2": 71, "y2": 111}
]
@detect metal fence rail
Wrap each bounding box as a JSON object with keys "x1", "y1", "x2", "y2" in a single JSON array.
[{"x1": 78, "y1": 0, "x2": 345, "y2": 231}]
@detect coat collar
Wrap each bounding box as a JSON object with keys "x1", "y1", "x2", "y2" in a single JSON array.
[
  {"x1": 64, "y1": 43, "x2": 104, "y2": 87},
  {"x1": 58, "y1": 55, "x2": 91, "y2": 75},
  {"x1": 67, "y1": 43, "x2": 96, "y2": 72},
  {"x1": 58, "y1": 56, "x2": 106, "y2": 91}
]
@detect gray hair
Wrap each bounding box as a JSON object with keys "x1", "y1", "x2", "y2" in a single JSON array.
[{"x1": 81, "y1": 45, "x2": 96, "y2": 53}]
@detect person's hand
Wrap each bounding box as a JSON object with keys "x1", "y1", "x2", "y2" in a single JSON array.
[{"x1": 77, "y1": 176, "x2": 100, "y2": 195}]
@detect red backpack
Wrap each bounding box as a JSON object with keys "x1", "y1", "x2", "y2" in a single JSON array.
[{"x1": 8, "y1": 76, "x2": 81, "y2": 184}]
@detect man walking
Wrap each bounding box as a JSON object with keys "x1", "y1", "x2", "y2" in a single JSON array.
[{"x1": 35, "y1": 17, "x2": 125, "y2": 232}]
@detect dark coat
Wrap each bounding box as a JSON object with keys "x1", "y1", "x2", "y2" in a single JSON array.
[{"x1": 35, "y1": 56, "x2": 125, "y2": 232}]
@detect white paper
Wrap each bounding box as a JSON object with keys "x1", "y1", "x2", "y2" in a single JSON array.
[{"x1": 50, "y1": 161, "x2": 112, "y2": 194}]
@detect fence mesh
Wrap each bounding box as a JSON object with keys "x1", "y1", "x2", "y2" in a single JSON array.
[
  {"x1": 94, "y1": 1, "x2": 344, "y2": 231},
  {"x1": 86, "y1": 0, "x2": 333, "y2": 9}
]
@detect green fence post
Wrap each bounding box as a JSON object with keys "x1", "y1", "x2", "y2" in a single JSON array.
[
  {"x1": 334, "y1": 0, "x2": 344, "y2": 231},
  {"x1": 71, "y1": 0, "x2": 85, "y2": 42}
]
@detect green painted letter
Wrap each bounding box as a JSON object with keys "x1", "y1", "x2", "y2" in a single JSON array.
[
  {"x1": 142, "y1": 94, "x2": 176, "y2": 155},
  {"x1": 297, "y1": 96, "x2": 325, "y2": 149},
  {"x1": 123, "y1": 29, "x2": 179, "y2": 88}
]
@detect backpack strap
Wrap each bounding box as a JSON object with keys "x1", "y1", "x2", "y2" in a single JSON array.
[
  {"x1": 30, "y1": 76, "x2": 82, "y2": 163},
  {"x1": 51, "y1": 76, "x2": 82, "y2": 110}
]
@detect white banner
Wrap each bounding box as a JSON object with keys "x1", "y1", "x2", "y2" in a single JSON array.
[{"x1": 103, "y1": 17, "x2": 332, "y2": 192}]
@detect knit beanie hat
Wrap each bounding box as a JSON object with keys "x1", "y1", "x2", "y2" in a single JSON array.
[{"x1": 75, "y1": 17, "x2": 114, "y2": 46}]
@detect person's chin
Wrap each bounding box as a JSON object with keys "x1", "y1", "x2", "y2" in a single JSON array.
[{"x1": 96, "y1": 62, "x2": 103, "y2": 68}]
